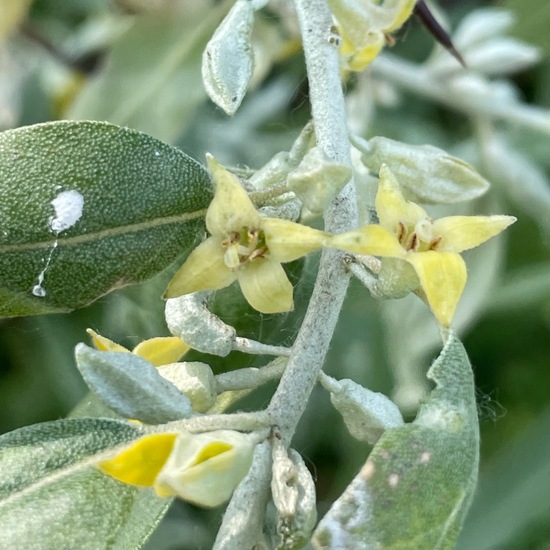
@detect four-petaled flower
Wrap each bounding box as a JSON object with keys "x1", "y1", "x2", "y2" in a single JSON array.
[
  {"x1": 164, "y1": 155, "x2": 329, "y2": 314},
  {"x1": 329, "y1": 165, "x2": 516, "y2": 327},
  {"x1": 98, "y1": 429, "x2": 255, "y2": 508},
  {"x1": 332, "y1": 0, "x2": 416, "y2": 71}
]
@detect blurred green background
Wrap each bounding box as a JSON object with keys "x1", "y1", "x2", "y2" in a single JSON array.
[{"x1": 1, "y1": 0, "x2": 549, "y2": 548}]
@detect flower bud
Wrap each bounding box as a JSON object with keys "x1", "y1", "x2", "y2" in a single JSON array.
[
  {"x1": 155, "y1": 429, "x2": 255, "y2": 507},
  {"x1": 287, "y1": 146, "x2": 351, "y2": 214},
  {"x1": 321, "y1": 375, "x2": 404, "y2": 444},
  {"x1": 357, "y1": 136, "x2": 489, "y2": 204},
  {"x1": 165, "y1": 293, "x2": 236, "y2": 357},
  {"x1": 202, "y1": 0, "x2": 255, "y2": 115},
  {"x1": 157, "y1": 361, "x2": 216, "y2": 413}
]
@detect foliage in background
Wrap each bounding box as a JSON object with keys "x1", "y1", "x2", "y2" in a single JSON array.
[{"x1": 0, "y1": 0, "x2": 549, "y2": 548}]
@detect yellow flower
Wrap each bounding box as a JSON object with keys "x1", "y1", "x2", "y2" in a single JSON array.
[
  {"x1": 164, "y1": 155, "x2": 329, "y2": 314},
  {"x1": 329, "y1": 165, "x2": 516, "y2": 327},
  {"x1": 331, "y1": 0, "x2": 416, "y2": 71},
  {"x1": 87, "y1": 329, "x2": 189, "y2": 367},
  {"x1": 98, "y1": 429, "x2": 255, "y2": 508}
]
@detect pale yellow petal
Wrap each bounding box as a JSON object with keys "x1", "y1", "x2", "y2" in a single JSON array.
[
  {"x1": 98, "y1": 433, "x2": 177, "y2": 487},
  {"x1": 154, "y1": 430, "x2": 255, "y2": 506},
  {"x1": 237, "y1": 259, "x2": 293, "y2": 313},
  {"x1": 205, "y1": 154, "x2": 261, "y2": 236},
  {"x1": 261, "y1": 217, "x2": 330, "y2": 262},
  {"x1": 376, "y1": 164, "x2": 428, "y2": 231},
  {"x1": 386, "y1": 0, "x2": 416, "y2": 31},
  {"x1": 346, "y1": 33, "x2": 385, "y2": 71},
  {"x1": 164, "y1": 237, "x2": 237, "y2": 298},
  {"x1": 434, "y1": 215, "x2": 516, "y2": 253},
  {"x1": 132, "y1": 337, "x2": 189, "y2": 367},
  {"x1": 86, "y1": 329, "x2": 129, "y2": 353},
  {"x1": 406, "y1": 251, "x2": 467, "y2": 328},
  {"x1": 329, "y1": 224, "x2": 405, "y2": 257}
]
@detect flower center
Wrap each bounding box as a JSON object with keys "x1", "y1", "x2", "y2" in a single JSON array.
[
  {"x1": 396, "y1": 219, "x2": 442, "y2": 252},
  {"x1": 222, "y1": 227, "x2": 268, "y2": 269}
]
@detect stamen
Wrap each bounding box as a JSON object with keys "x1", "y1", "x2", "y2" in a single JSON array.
[
  {"x1": 429, "y1": 236, "x2": 442, "y2": 250},
  {"x1": 396, "y1": 221, "x2": 407, "y2": 244}
]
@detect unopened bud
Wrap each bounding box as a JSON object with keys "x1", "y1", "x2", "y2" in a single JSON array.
[
  {"x1": 357, "y1": 136, "x2": 489, "y2": 204},
  {"x1": 157, "y1": 362, "x2": 216, "y2": 413}
]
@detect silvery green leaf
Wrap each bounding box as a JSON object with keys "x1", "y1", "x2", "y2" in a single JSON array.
[
  {"x1": 0, "y1": 418, "x2": 170, "y2": 550},
  {"x1": 75, "y1": 343, "x2": 192, "y2": 424},
  {"x1": 452, "y1": 8, "x2": 515, "y2": 51},
  {"x1": 356, "y1": 135, "x2": 489, "y2": 204},
  {"x1": 322, "y1": 375, "x2": 404, "y2": 444},
  {"x1": 0, "y1": 120, "x2": 212, "y2": 318},
  {"x1": 462, "y1": 38, "x2": 540, "y2": 76},
  {"x1": 484, "y1": 137, "x2": 550, "y2": 234},
  {"x1": 313, "y1": 333, "x2": 479, "y2": 549},
  {"x1": 68, "y1": 6, "x2": 226, "y2": 143},
  {"x1": 202, "y1": 0, "x2": 255, "y2": 115},
  {"x1": 287, "y1": 147, "x2": 351, "y2": 214}
]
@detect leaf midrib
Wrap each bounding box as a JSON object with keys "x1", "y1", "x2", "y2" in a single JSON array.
[{"x1": 0, "y1": 207, "x2": 208, "y2": 253}]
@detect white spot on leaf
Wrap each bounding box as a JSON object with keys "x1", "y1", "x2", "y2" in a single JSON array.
[
  {"x1": 32, "y1": 190, "x2": 84, "y2": 298},
  {"x1": 50, "y1": 190, "x2": 84, "y2": 233},
  {"x1": 388, "y1": 473, "x2": 399, "y2": 487}
]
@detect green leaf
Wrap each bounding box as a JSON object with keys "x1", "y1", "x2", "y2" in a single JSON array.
[
  {"x1": 313, "y1": 333, "x2": 480, "y2": 550},
  {"x1": 67, "y1": 4, "x2": 229, "y2": 143},
  {"x1": 0, "y1": 120, "x2": 212, "y2": 318},
  {"x1": 0, "y1": 418, "x2": 170, "y2": 549},
  {"x1": 75, "y1": 344, "x2": 192, "y2": 424}
]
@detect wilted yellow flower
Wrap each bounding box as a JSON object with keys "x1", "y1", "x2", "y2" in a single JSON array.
[
  {"x1": 87, "y1": 329, "x2": 189, "y2": 367},
  {"x1": 99, "y1": 429, "x2": 255, "y2": 508},
  {"x1": 329, "y1": 165, "x2": 516, "y2": 326},
  {"x1": 330, "y1": 0, "x2": 416, "y2": 71},
  {"x1": 164, "y1": 155, "x2": 329, "y2": 314}
]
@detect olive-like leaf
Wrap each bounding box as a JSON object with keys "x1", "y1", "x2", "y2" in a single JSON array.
[
  {"x1": 0, "y1": 418, "x2": 170, "y2": 549},
  {"x1": 0, "y1": 120, "x2": 212, "y2": 318},
  {"x1": 75, "y1": 344, "x2": 193, "y2": 424},
  {"x1": 313, "y1": 333, "x2": 480, "y2": 550}
]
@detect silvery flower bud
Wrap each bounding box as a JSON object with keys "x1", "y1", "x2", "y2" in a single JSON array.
[
  {"x1": 322, "y1": 374, "x2": 404, "y2": 444},
  {"x1": 288, "y1": 146, "x2": 351, "y2": 214},
  {"x1": 157, "y1": 361, "x2": 216, "y2": 413},
  {"x1": 202, "y1": 0, "x2": 255, "y2": 115},
  {"x1": 357, "y1": 136, "x2": 489, "y2": 204}
]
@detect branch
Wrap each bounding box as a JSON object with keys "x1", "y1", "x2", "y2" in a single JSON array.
[{"x1": 267, "y1": 0, "x2": 358, "y2": 445}]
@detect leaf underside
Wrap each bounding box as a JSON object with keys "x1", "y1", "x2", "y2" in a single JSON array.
[
  {"x1": 0, "y1": 418, "x2": 171, "y2": 550},
  {"x1": 314, "y1": 334, "x2": 480, "y2": 550}
]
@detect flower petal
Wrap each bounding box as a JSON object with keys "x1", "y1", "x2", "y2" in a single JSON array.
[
  {"x1": 132, "y1": 337, "x2": 189, "y2": 367},
  {"x1": 87, "y1": 329, "x2": 129, "y2": 353},
  {"x1": 376, "y1": 164, "x2": 428, "y2": 231},
  {"x1": 329, "y1": 224, "x2": 405, "y2": 257},
  {"x1": 386, "y1": 0, "x2": 416, "y2": 32},
  {"x1": 261, "y1": 217, "x2": 330, "y2": 262},
  {"x1": 237, "y1": 258, "x2": 293, "y2": 313},
  {"x1": 154, "y1": 430, "x2": 255, "y2": 507},
  {"x1": 98, "y1": 433, "x2": 177, "y2": 487},
  {"x1": 205, "y1": 155, "x2": 261, "y2": 236},
  {"x1": 434, "y1": 215, "x2": 516, "y2": 253},
  {"x1": 164, "y1": 237, "x2": 237, "y2": 298},
  {"x1": 406, "y1": 251, "x2": 467, "y2": 327}
]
